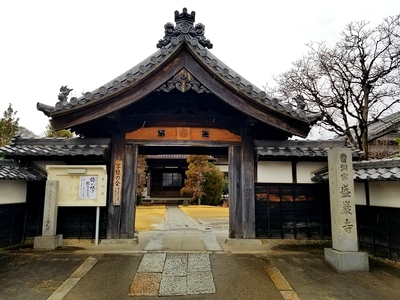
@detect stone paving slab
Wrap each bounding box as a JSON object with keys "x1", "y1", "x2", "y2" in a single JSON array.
[
  {"x1": 129, "y1": 273, "x2": 161, "y2": 296},
  {"x1": 129, "y1": 252, "x2": 216, "y2": 297},
  {"x1": 137, "y1": 253, "x2": 165, "y2": 273},
  {"x1": 188, "y1": 253, "x2": 212, "y2": 272},
  {"x1": 187, "y1": 271, "x2": 216, "y2": 294},
  {"x1": 159, "y1": 275, "x2": 187, "y2": 296},
  {"x1": 163, "y1": 256, "x2": 187, "y2": 276}
]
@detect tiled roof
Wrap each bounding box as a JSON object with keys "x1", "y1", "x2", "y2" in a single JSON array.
[
  {"x1": 0, "y1": 159, "x2": 45, "y2": 181},
  {"x1": 368, "y1": 111, "x2": 400, "y2": 140},
  {"x1": 256, "y1": 140, "x2": 364, "y2": 158},
  {"x1": 312, "y1": 158, "x2": 400, "y2": 182},
  {"x1": 37, "y1": 9, "x2": 319, "y2": 125},
  {"x1": 0, "y1": 137, "x2": 111, "y2": 157},
  {"x1": 353, "y1": 159, "x2": 400, "y2": 181}
]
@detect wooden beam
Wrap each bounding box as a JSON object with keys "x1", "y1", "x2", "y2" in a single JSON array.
[
  {"x1": 122, "y1": 114, "x2": 242, "y2": 129},
  {"x1": 229, "y1": 145, "x2": 242, "y2": 238},
  {"x1": 138, "y1": 145, "x2": 229, "y2": 156},
  {"x1": 240, "y1": 128, "x2": 256, "y2": 238},
  {"x1": 106, "y1": 132, "x2": 125, "y2": 239},
  {"x1": 126, "y1": 127, "x2": 241, "y2": 142},
  {"x1": 120, "y1": 144, "x2": 138, "y2": 238}
]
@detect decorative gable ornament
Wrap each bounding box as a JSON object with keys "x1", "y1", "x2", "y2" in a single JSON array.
[
  {"x1": 156, "y1": 8, "x2": 213, "y2": 49},
  {"x1": 156, "y1": 68, "x2": 211, "y2": 94}
]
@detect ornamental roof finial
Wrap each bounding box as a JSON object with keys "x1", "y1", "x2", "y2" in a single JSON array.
[
  {"x1": 157, "y1": 8, "x2": 213, "y2": 49},
  {"x1": 174, "y1": 7, "x2": 195, "y2": 25}
]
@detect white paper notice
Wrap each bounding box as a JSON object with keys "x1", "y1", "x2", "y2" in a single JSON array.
[{"x1": 79, "y1": 176, "x2": 97, "y2": 199}]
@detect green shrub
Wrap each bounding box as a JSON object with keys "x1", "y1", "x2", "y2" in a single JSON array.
[{"x1": 201, "y1": 163, "x2": 224, "y2": 206}]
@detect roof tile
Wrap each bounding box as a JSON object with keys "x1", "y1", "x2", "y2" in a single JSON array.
[
  {"x1": 0, "y1": 137, "x2": 111, "y2": 157},
  {"x1": 0, "y1": 159, "x2": 45, "y2": 181}
]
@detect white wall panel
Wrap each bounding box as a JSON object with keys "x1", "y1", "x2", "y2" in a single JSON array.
[
  {"x1": 257, "y1": 161, "x2": 292, "y2": 183},
  {"x1": 0, "y1": 181, "x2": 27, "y2": 204}
]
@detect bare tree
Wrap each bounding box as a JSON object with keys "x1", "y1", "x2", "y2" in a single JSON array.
[
  {"x1": 369, "y1": 139, "x2": 399, "y2": 159},
  {"x1": 267, "y1": 14, "x2": 400, "y2": 159}
]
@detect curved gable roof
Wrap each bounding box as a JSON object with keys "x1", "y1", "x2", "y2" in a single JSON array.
[{"x1": 37, "y1": 8, "x2": 317, "y2": 138}]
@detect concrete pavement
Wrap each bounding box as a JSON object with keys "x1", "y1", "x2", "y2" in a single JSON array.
[{"x1": 1, "y1": 205, "x2": 400, "y2": 300}]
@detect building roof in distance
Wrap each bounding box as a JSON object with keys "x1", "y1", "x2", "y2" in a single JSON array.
[
  {"x1": 312, "y1": 158, "x2": 400, "y2": 182},
  {"x1": 0, "y1": 137, "x2": 111, "y2": 158},
  {"x1": 256, "y1": 139, "x2": 364, "y2": 159},
  {"x1": 0, "y1": 159, "x2": 45, "y2": 181}
]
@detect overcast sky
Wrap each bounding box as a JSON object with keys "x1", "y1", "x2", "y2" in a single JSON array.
[{"x1": 1, "y1": 1, "x2": 398, "y2": 137}]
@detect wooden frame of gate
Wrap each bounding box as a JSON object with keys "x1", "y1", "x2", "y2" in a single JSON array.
[
  {"x1": 108, "y1": 126, "x2": 256, "y2": 239},
  {"x1": 37, "y1": 8, "x2": 316, "y2": 239}
]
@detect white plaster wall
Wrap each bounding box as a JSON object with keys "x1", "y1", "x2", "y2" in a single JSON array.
[
  {"x1": 354, "y1": 182, "x2": 367, "y2": 205},
  {"x1": 216, "y1": 165, "x2": 228, "y2": 172},
  {"x1": 257, "y1": 161, "x2": 292, "y2": 183},
  {"x1": 0, "y1": 180, "x2": 27, "y2": 204},
  {"x1": 297, "y1": 162, "x2": 327, "y2": 183},
  {"x1": 34, "y1": 161, "x2": 65, "y2": 171},
  {"x1": 369, "y1": 181, "x2": 400, "y2": 208}
]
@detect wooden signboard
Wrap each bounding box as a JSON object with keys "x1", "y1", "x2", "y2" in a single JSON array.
[
  {"x1": 46, "y1": 165, "x2": 107, "y2": 207},
  {"x1": 113, "y1": 160, "x2": 123, "y2": 205},
  {"x1": 125, "y1": 127, "x2": 241, "y2": 142}
]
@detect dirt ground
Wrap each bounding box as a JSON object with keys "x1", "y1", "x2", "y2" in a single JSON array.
[
  {"x1": 135, "y1": 205, "x2": 229, "y2": 231},
  {"x1": 135, "y1": 205, "x2": 166, "y2": 231},
  {"x1": 180, "y1": 205, "x2": 229, "y2": 230},
  {"x1": 179, "y1": 205, "x2": 229, "y2": 220}
]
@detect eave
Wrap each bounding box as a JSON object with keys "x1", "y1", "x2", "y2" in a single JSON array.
[{"x1": 38, "y1": 11, "x2": 315, "y2": 139}]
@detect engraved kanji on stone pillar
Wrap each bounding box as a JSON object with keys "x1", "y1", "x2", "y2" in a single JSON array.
[{"x1": 328, "y1": 148, "x2": 358, "y2": 251}]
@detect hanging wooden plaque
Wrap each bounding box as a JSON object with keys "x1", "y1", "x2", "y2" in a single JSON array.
[{"x1": 113, "y1": 160, "x2": 123, "y2": 205}]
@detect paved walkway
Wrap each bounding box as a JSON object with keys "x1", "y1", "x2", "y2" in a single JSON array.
[
  {"x1": 1, "y1": 205, "x2": 400, "y2": 300},
  {"x1": 130, "y1": 253, "x2": 215, "y2": 297},
  {"x1": 144, "y1": 206, "x2": 223, "y2": 252}
]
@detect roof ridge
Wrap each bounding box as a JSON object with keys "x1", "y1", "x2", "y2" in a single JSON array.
[
  {"x1": 8, "y1": 137, "x2": 111, "y2": 146},
  {"x1": 37, "y1": 8, "x2": 319, "y2": 127}
]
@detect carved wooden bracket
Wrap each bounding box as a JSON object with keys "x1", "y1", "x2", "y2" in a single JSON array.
[{"x1": 156, "y1": 69, "x2": 211, "y2": 94}]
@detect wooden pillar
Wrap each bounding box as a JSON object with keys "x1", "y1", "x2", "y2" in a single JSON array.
[
  {"x1": 120, "y1": 144, "x2": 138, "y2": 239},
  {"x1": 228, "y1": 145, "x2": 242, "y2": 238},
  {"x1": 107, "y1": 132, "x2": 125, "y2": 239},
  {"x1": 241, "y1": 130, "x2": 256, "y2": 239}
]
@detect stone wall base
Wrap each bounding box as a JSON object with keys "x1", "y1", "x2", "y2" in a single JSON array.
[
  {"x1": 324, "y1": 248, "x2": 369, "y2": 272},
  {"x1": 34, "y1": 234, "x2": 63, "y2": 250}
]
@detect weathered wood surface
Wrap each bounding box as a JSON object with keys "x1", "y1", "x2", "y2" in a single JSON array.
[
  {"x1": 51, "y1": 48, "x2": 309, "y2": 138},
  {"x1": 120, "y1": 144, "x2": 138, "y2": 238},
  {"x1": 138, "y1": 144, "x2": 230, "y2": 156},
  {"x1": 240, "y1": 128, "x2": 256, "y2": 239},
  {"x1": 229, "y1": 145, "x2": 242, "y2": 238},
  {"x1": 181, "y1": 49, "x2": 310, "y2": 138},
  {"x1": 107, "y1": 132, "x2": 124, "y2": 239},
  {"x1": 126, "y1": 127, "x2": 240, "y2": 142}
]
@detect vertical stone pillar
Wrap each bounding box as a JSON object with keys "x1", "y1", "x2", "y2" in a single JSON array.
[
  {"x1": 34, "y1": 180, "x2": 63, "y2": 249},
  {"x1": 324, "y1": 148, "x2": 369, "y2": 272}
]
